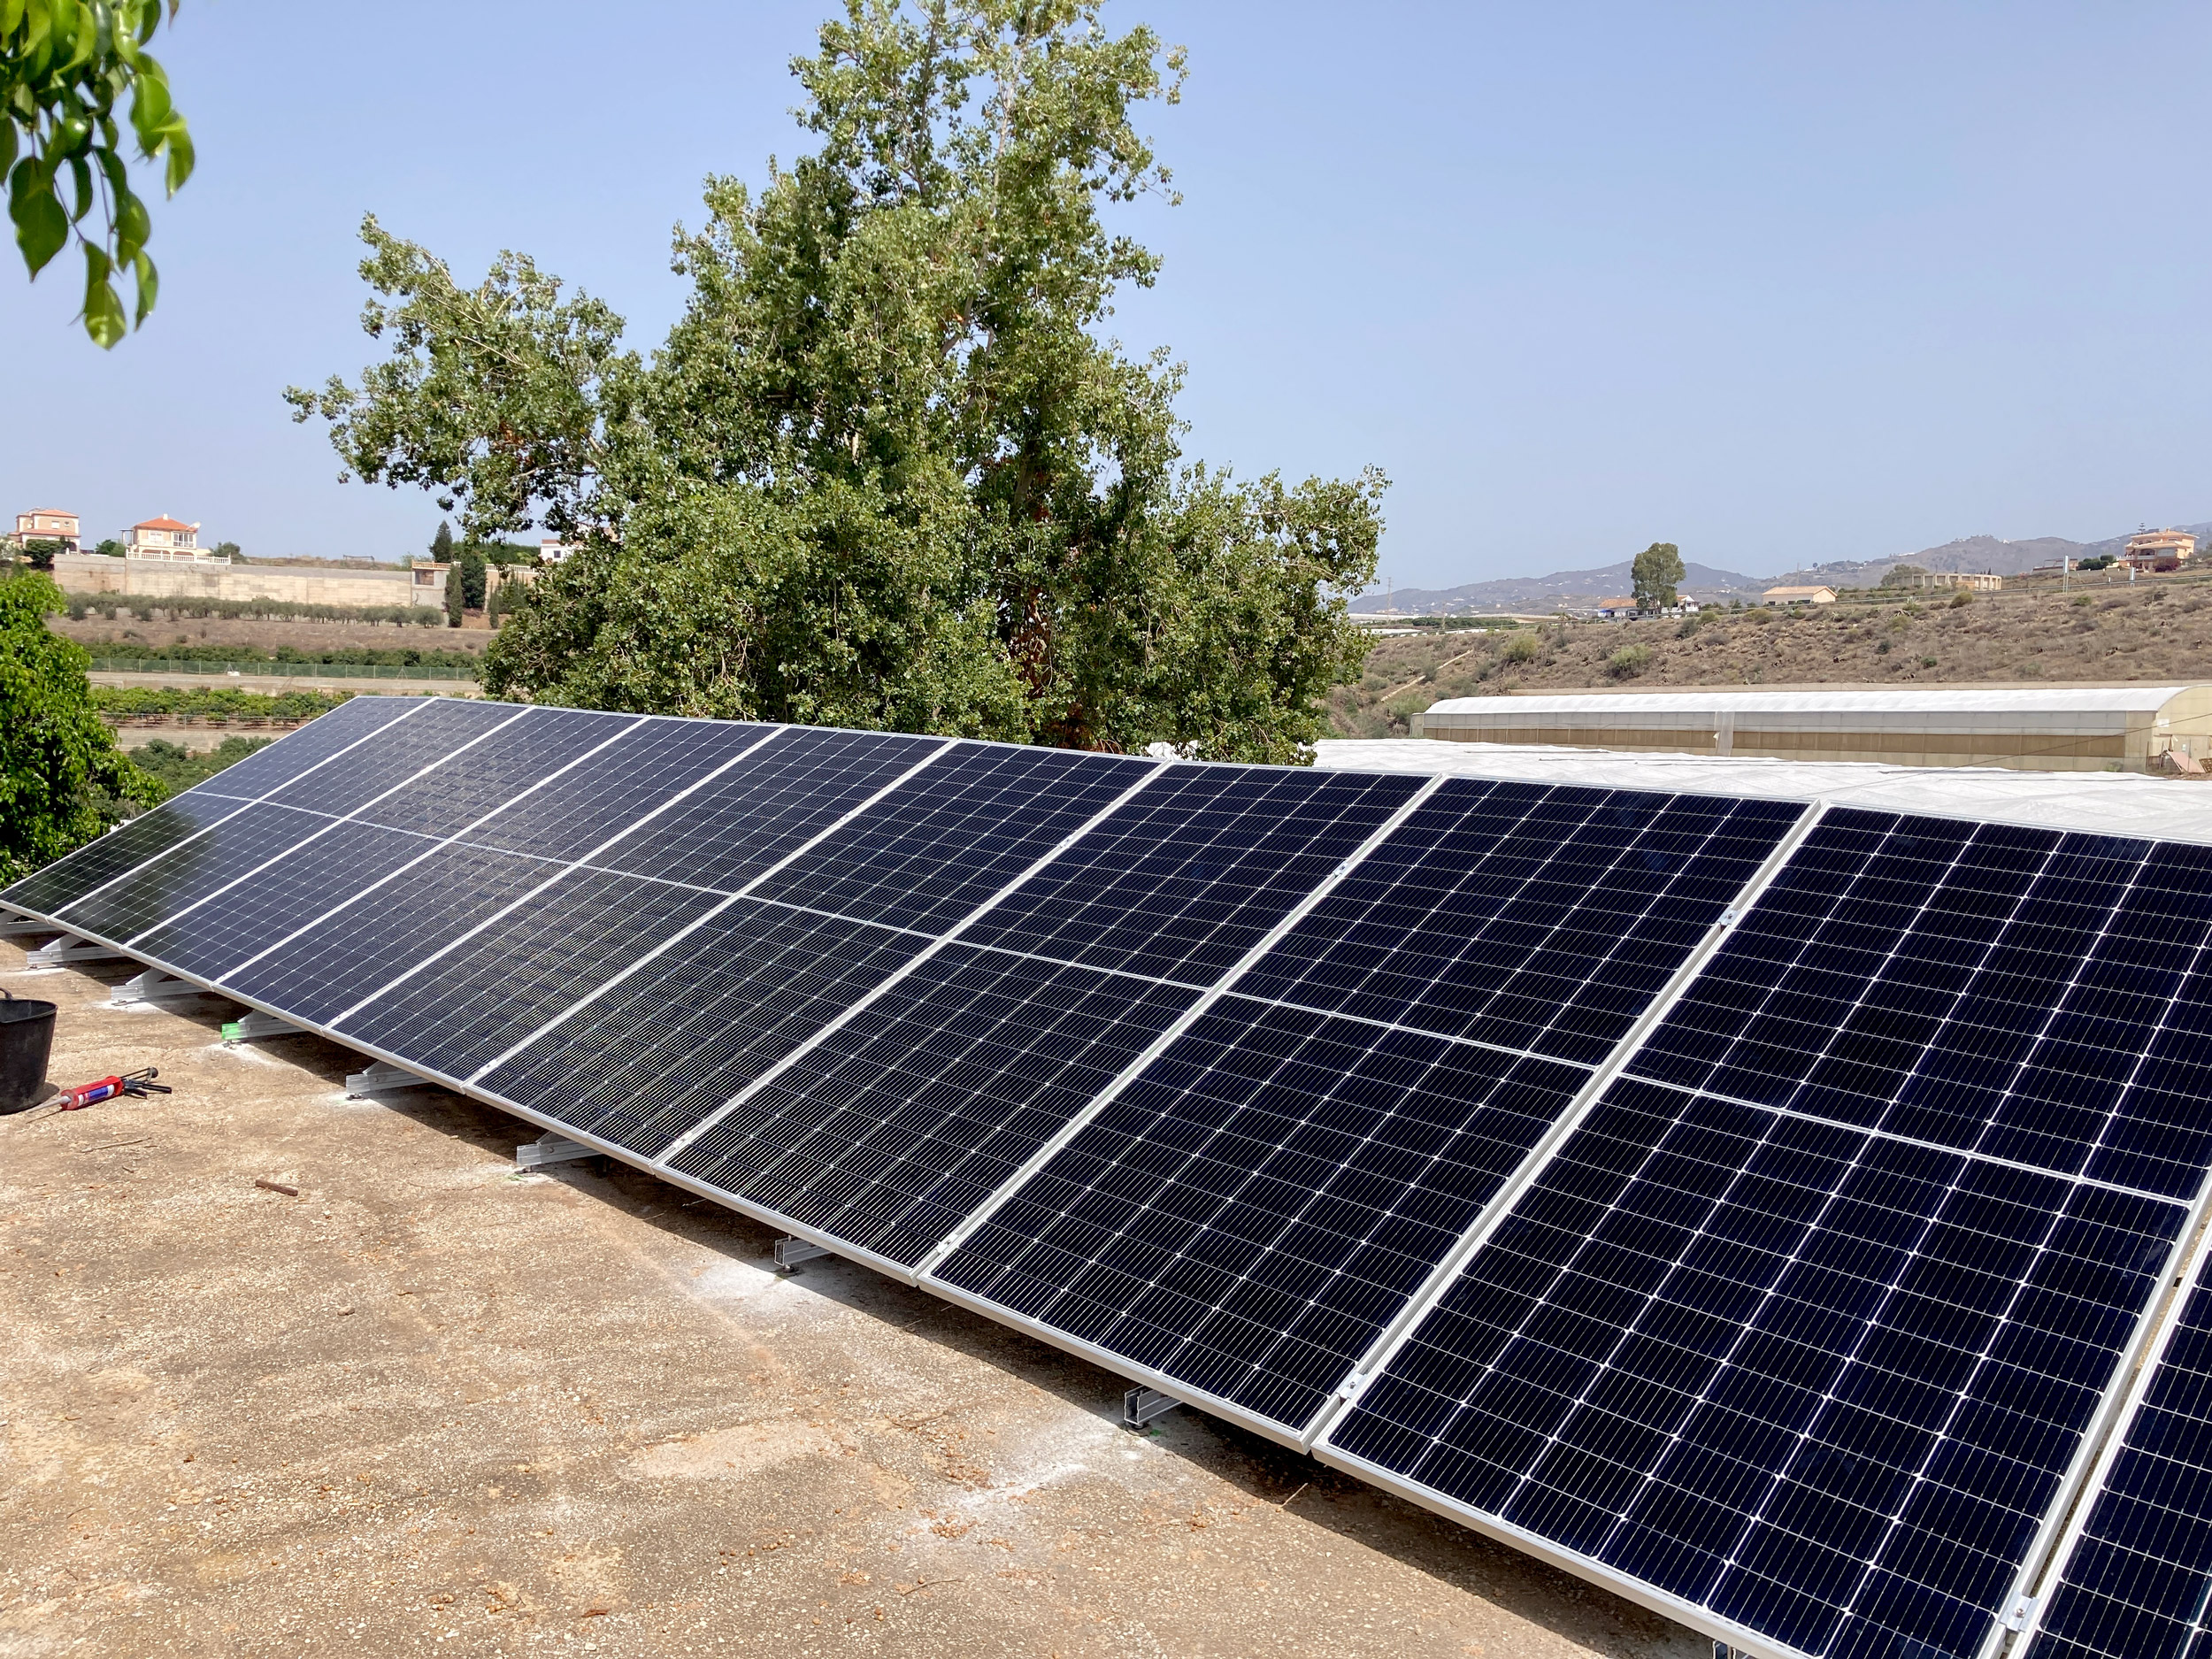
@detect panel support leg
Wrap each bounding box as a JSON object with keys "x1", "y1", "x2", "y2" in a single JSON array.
[
  {"x1": 1124, "y1": 1386, "x2": 1179, "y2": 1431},
  {"x1": 516, "y1": 1132, "x2": 598, "y2": 1171},
  {"x1": 114, "y1": 969, "x2": 211, "y2": 1008},
  {"x1": 25, "y1": 932, "x2": 127, "y2": 968},
  {"x1": 224, "y1": 1009, "x2": 304, "y2": 1041},
  {"x1": 345, "y1": 1061, "x2": 429, "y2": 1099},
  {"x1": 773, "y1": 1236, "x2": 832, "y2": 1271}
]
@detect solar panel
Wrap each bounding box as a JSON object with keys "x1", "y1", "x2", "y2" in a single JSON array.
[
  {"x1": 2024, "y1": 1228, "x2": 2212, "y2": 1659},
  {"x1": 479, "y1": 900, "x2": 928, "y2": 1156},
  {"x1": 14, "y1": 698, "x2": 2212, "y2": 1659},
  {"x1": 961, "y1": 764, "x2": 1426, "y2": 984},
  {"x1": 220, "y1": 841, "x2": 569, "y2": 1025},
  {"x1": 591, "y1": 724, "x2": 940, "y2": 893},
  {"x1": 929, "y1": 780, "x2": 1805, "y2": 1437},
  {"x1": 465, "y1": 717, "x2": 776, "y2": 862},
  {"x1": 750, "y1": 741, "x2": 1156, "y2": 932},
  {"x1": 1233, "y1": 781, "x2": 1805, "y2": 1064},
  {"x1": 334, "y1": 866, "x2": 729, "y2": 1079},
  {"x1": 934, "y1": 996, "x2": 1589, "y2": 1427},
  {"x1": 667, "y1": 944, "x2": 1197, "y2": 1267},
  {"x1": 56, "y1": 803, "x2": 340, "y2": 944},
  {"x1": 257, "y1": 696, "x2": 526, "y2": 819},
  {"x1": 4, "y1": 694, "x2": 434, "y2": 918},
  {"x1": 1317, "y1": 810, "x2": 2212, "y2": 1659}
]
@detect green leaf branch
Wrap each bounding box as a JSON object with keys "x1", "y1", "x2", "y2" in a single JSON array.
[{"x1": 4, "y1": 0, "x2": 193, "y2": 346}]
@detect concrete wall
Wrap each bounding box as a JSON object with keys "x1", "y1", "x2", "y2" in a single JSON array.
[{"x1": 51, "y1": 553, "x2": 445, "y2": 610}]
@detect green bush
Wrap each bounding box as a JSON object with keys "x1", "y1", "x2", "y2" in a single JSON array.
[
  {"x1": 56, "y1": 593, "x2": 447, "y2": 626},
  {"x1": 79, "y1": 639, "x2": 483, "y2": 673},
  {"x1": 1498, "y1": 632, "x2": 1540, "y2": 665},
  {"x1": 92, "y1": 686, "x2": 358, "y2": 721},
  {"x1": 1606, "y1": 644, "x2": 1654, "y2": 680},
  {"x1": 1, "y1": 572, "x2": 162, "y2": 882}
]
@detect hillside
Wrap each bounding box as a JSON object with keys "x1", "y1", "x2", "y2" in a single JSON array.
[
  {"x1": 1358, "y1": 518, "x2": 2212, "y2": 614},
  {"x1": 1354, "y1": 560, "x2": 1767, "y2": 614},
  {"x1": 1328, "y1": 565, "x2": 2212, "y2": 739}
]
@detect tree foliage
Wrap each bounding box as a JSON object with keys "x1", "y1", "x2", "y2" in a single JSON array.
[
  {"x1": 3, "y1": 0, "x2": 193, "y2": 345},
  {"x1": 0, "y1": 570, "x2": 159, "y2": 882},
  {"x1": 289, "y1": 0, "x2": 1381, "y2": 762},
  {"x1": 1630, "y1": 541, "x2": 1684, "y2": 611}
]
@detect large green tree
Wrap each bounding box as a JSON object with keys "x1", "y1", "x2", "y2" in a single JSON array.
[
  {"x1": 288, "y1": 0, "x2": 1380, "y2": 763},
  {"x1": 1630, "y1": 541, "x2": 1685, "y2": 612},
  {"x1": 4, "y1": 0, "x2": 194, "y2": 345},
  {"x1": 0, "y1": 570, "x2": 160, "y2": 883}
]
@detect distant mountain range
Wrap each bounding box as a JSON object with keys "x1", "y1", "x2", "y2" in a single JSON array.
[{"x1": 1353, "y1": 521, "x2": 2212, "y2": 613}]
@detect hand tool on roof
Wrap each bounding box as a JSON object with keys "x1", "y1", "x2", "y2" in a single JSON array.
[{"x1": 51, "y1": 1066, "x2": 169, "y2": 1112}]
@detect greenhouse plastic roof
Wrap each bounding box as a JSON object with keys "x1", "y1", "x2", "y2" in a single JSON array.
[{"x1": 1313, "y1": 738, "x2": 2212, "y2": 845}]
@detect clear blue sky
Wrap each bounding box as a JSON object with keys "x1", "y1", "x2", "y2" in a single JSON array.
[{"x1": 4, "y1": 1, "x2": 2207, "y2": 588}]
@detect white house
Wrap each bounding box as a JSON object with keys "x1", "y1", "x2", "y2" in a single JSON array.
[{"x1": 125, "y1": 515, "x2": 223, "y2": 560}]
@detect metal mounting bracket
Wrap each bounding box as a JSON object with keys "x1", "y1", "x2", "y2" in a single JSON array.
[
  {"x1": 344, "y1": 1061, "x2": 430, "y2": 1099},
  {"x1": 1123, "y1": 1386, "x2": 1180, "y2": 1431},
  {"x1": 25, "y1": 932, "x2": 127, "y2": 969},
  {"x1": 113, "y1": 969, "x2": 211, "y2": 1008},
  {"x1": 773, "y1": 1236, "x2": 833, "y2": 1271},
  {"x1": 516, "y1": 1132, "x2": 598, "y2": 1171},
  {"x1": 225, "y1": 1009, "x2": 305, "y2": 1041},
  {"x1": 0, "y1": 917, "x2": 57, "y2": 941}
]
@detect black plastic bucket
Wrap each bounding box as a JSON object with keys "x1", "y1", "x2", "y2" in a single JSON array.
[{"x1": 0, "y1": 989, "x2": 57, "y2": 1114}]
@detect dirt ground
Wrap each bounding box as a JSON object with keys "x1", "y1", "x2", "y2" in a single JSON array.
[
  {"x1": 1333, "y1": 570, "x2": 2212, "y2": 737},
  {"x1": 0, "y1": 946, "x2": 1700, "y2": 1659}
]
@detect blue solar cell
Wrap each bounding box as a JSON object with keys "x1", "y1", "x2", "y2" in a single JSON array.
[
  {"x1": 463, "y1": 718, "x2": 774, "y2": 863},
  {"x1": 349, "y1": 706, "x2": 637, "y2": 839},
  {"x1": 2, "y1": 789, "x2": 248, "y2": 919},
  {"x1": 2028, "y1": 1248, "x2": 2212, "y2": 1659},
  {"x1": 128, "y1": 818, "x2": 434, "y2": 981},
  {"x1": 259, "y1": 697, "x2": 527, "y2": 819},
  {"x1": 667, "y1": 944, "x2": 1194, "y2": 1266},
  {"x1": 935, "y1": 995, "x2": 1588, "y2": 1429},
  {"x1": 168, "y1": 694, "x2": 427, "y2": 803},
  {"x1": 1325, "y1": 1073, "x2": 2188, "y2": 1659},
  {"x1": 479, "y1": 898, "x2": 929, "y2": 1155},
  {"x1": 959, "y1": 764, "x2": 1423, "y2": 985},
  {"x1": 1234, "y1": 781, "x2": 1801, "y2": 1063},
  {"x1": 219, "y1": 841, "x2": 561, "y2": 1026},
  {"x1": 1628, "y1": 813, "x2": 2212, "y2": 1198},
  {"x1": 592, "y1": 725, "x2": 941, "y2": 894},
  {"x1": 334, "y1": 867, "x2": 724, "y2": 1079},
  {"x1": 49, "y1": 803, "x2": 333, "y2": 945},
  {"x1": 754, "y1": 742, "x2": 1156, "y2": 933}
]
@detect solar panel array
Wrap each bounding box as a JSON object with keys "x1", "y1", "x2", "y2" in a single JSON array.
[{"x1": 10, "y1": 695, "x2": 2212, "y2": 1659}]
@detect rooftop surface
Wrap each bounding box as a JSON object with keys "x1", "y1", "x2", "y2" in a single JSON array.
[{"x1": 0, "y1": 944, "x2": 1694, "y2": 1659}]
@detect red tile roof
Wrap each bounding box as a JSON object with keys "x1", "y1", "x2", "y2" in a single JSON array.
[{"x1": 133, "y1": 515, "x2": 195, "y2": 532}]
